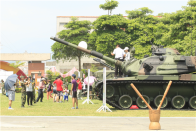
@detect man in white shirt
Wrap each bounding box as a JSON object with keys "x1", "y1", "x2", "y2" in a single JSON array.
[{"x1": 111, "y1": 44, "x2": 125, "y2": 78}]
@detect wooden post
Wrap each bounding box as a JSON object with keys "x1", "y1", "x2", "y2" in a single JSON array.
[
  {"x1": 130, "y1": 83, "x2": 153, "y2": 110},
  {"x1": 157, "y1": 81, "x2": 172, "y2": 110}
]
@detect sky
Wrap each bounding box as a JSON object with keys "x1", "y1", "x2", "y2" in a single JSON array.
[{"x1": 1, "y1": 0, "x2": 189, "y2": 54}]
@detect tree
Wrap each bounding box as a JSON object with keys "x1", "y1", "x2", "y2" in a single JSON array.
[
  {"x1": 9, "y1": 61, "x2": 25, "y2": 68},
  {"x1": 46, "y1": 70, "x2": 60, "y2": 83},
  {"x1": 51, "y1": 17, "x2": 91, "y2": 71},
  {"x1": 159, "y1": 0, "x2": 196, "y2": 55},
  {"x1": 99, "y1": 0, "x2": 119, "y2": 15},
  {"x1": 126, "y1": 7, "x2": 168, "y2": 59},
  {"x1": 126, "y1": 7, "x2": 153, "y2": 19},
  {"x1": 89, "y1": 14, "x2": 131, "y2": 63}
]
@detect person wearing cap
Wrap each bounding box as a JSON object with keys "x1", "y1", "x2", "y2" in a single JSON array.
[
  {"x1": 20, "y1": 75, "x2": 26, "y2": 107},
  {"x1": 36, "y1": 78, "x2": 46, "y2": 102},
  {"x1": 53, "y1": 75, "x2": 63, "y2": 103},
  {"x1": 76, "y1": 77, "x2": 83, "y2": 100},
  {"x1": 124, "y1": 47, "x2": 130, "y2": 61},
  {"x1": 71, "y1": 74, "x2": 78, "y2": 109},
  {"x1": 111, "y1": 44, "x2": 125, "y2": 78}
]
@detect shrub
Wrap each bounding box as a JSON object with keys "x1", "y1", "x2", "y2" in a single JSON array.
[{"x1": 15, "y1": 88, "x2": 22, "y2": 93}]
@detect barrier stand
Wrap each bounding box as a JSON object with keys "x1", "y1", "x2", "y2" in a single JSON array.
[
  {"x1": 97, "y1": 67, "x2": 112, "y2": 112},
  {"x1": 82, "y1": 69, "x2": 93, "y2": 104},
  {"x1": 131, "y1": 81, "x2": 172, "y2": 130}
]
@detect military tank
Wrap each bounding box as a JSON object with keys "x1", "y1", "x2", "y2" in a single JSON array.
[{"x1": 50, "y1": 36, "x2": 196, "y2": 110}]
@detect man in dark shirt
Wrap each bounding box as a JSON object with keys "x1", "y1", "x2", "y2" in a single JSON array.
[{"x1": 71, "y1": 74, "x2": 78, "y2": 109}]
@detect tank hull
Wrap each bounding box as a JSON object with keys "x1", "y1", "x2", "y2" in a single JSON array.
[{"x1": 95, "y1": 74, "x2": 196, "y2": 110}]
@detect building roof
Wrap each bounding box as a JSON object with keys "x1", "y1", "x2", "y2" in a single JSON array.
[
  {"x1": 57, "y1": 16, "x2": 128, "y2": 18},
  {"x1": 1, "y1": 53, "x2": 51, "y2": 61}
]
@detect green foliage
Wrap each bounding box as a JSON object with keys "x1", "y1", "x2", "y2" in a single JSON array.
[
  {"x1": 126, "y1": 7, "x2": 153, "y2": 19},
  {"x1": 126, "y1": 10, "x2": 168, "y2": 58},
  {"x1": 64, "y1": 76, "x2": 71, "y2": 83},
  {"x1": 45, "y1": 70, "x2": 60, "y2": 83},
  {"x1": 15, "y1": 88, "x2": 21, "y2": 93},
  {"x1": 81, "y1": 69, "x2": 88, "y2": 77},
  {"x1": 89, "y1": 14, "x2": 131, "y2": 59},
  {"x1": 51, "y1": 17, "x2": 91, "y2": 71},
  {"x1": 99, "y1": 0, "x2": 119, "y2": 15},
  {"x1": 159, "y1": 0, "x2": 196, "y2": 56},
  {"x1": 90, "y1": 64, "x2": 99, "y2": 73},
  {"x1": 9, "y1": 61, "x2": 25, "y2": 68}
]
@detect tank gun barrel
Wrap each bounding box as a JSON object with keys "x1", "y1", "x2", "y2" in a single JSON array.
[{"x1": 50, "y1": 36, "x2": 122, "y2": 66}]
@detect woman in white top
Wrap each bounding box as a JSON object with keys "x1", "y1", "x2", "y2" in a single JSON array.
[
  {"x1": 26, "y1": 77, "x2": 33, "y2": 106},
  {"x1": 124, "y1": 47, "x2": 130, "y2": 61}
]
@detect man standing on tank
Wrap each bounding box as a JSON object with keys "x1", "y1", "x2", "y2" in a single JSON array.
[{"x1": 111, "y1": 44, "x2": 125, "y2": 78}]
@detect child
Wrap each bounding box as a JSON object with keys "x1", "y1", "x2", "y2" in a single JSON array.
[{"x1": 64, "y1": 87, "x2": 69, "y2": 102}]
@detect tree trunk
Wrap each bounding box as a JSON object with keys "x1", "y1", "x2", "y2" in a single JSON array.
[{"x1": 78, "y1": 52, "x2": 81, "y2": 71}]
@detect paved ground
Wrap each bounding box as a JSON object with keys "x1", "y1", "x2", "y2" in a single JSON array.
[{"x1": 0, "y1": 116, "x2": 196, "y2": 131}]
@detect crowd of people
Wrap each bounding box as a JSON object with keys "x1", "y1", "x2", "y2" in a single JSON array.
[{"x1": 1, "y1": 73, "x2": 85, "y2": 110}]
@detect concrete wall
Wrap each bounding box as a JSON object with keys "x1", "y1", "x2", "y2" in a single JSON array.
[
  {"x1": 28, "y1": 63, "x2": 45, "y2": 86},
  {"x1": 56, "y1": 16, "x2": 98, "y2": 34}
]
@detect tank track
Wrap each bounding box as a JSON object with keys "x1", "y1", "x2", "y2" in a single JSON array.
[
  {"x1": 96, "y1": 80, "x2": 196, "y2": 110},
  {"x1": 93, "y1": 58, "x2": 115, "y2": 70}
]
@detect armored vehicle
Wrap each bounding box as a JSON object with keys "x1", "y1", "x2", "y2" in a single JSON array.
[{"x1": 51, "y1": 36, "x2": 196, "y2": 110}]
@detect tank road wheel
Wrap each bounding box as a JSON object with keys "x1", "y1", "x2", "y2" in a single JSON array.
[
  {"x1": 172, "y1": 95, "x2": 186, "y2": 109},
  {"x1": 136, "y1": 95, "x2": 150, "y2": 109},
  {"x1": 118, "y1": 95, "x2": 132, "y2": 109},
  {"x1": 154, "y1": 95, "x2": 168, "y2": 109},
  {"x1": 189, "y1": 96, "x2": 196, "y2": 109},
  {"x1": 106, "y1": 85, "x2": 115, "y2": 98}
]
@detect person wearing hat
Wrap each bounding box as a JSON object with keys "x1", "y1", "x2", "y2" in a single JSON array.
[
  {"x1": 20, "y1": 75, "x2": 26, "y2": 107},
  {"x1": 124, "y1": 47, "x2": 130, "y2": 61},
  {"x1": 76, "y1": 77, "x2": 83, "y2": 100},
  {"x1": 1, "y1": 79, "x2": 6, "y2": 95},
  {"x1": 111, "y1": 44, "x2": 125, "y2": 78},
  {"x1": 36, "y1": 78, "x2": 46, "y2": 102},
  {"x1": 70, "y1": 74, "x2": 78, "y2": 109}
]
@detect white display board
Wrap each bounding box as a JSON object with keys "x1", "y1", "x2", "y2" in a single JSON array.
[
  {"x1": 97, "y1": 67, "x2": 112, "y2": 112},
  {"x1": 82, "y1": 69, "x2": 93, "y2": 104}
]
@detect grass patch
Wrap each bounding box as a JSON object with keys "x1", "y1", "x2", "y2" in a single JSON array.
[{"x1": 1, "y1": 93, "x2": 195, "y2": 117}]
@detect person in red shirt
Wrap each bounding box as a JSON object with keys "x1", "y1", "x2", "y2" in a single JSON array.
[
  {"x1": 76, "y1": 77, "x2": 83, "y2": 100},
  {"x1": 53, "y1": 75, "x2": 63, "y2": 103}
]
